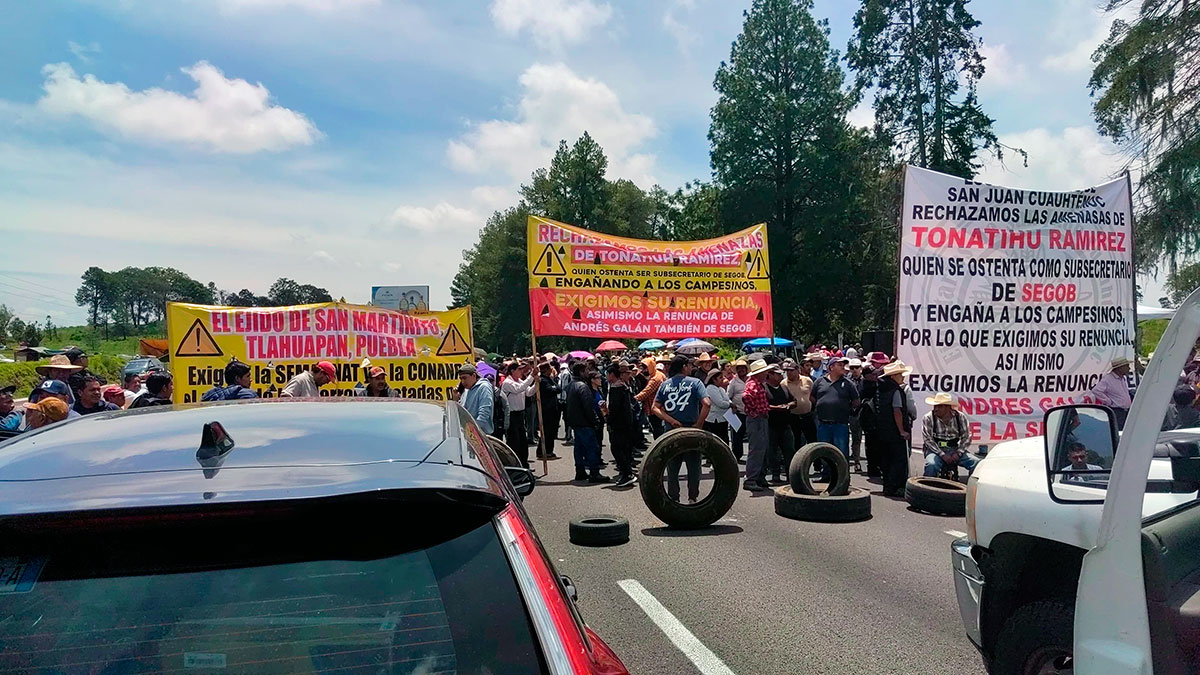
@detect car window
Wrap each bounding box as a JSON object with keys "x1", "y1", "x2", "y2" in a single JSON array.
[{"x1": 0, "y1": 520, "x2": 546, "y2": 674}]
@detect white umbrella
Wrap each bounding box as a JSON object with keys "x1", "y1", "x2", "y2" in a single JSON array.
[{"x1": 676, "y1": 340, "x2": 715, "y2": 355}]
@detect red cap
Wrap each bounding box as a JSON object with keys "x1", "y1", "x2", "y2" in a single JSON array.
[
  {"x1": 369, "y1": 366, "x2": 386, "y2": 378},
  {"x1": 316, "y1": 361, "x2": 338, "y2": 381}
]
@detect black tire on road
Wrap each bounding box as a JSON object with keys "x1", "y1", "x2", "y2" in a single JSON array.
[
  {"x1": 904, "y1": 477, "x2": 967, "y2": 516},
  {"x1": 991, "y1": 600, "x2": 1074, "y2": 675},
  {"x1": 788, "y1": 442, "x2": 851, "y2": 496},
  {"x1": 638, "y1": 427, "x2": 738, "y2": 529},
  {"x1": 568, "y1": 515, "x2": 630, "y2": 547},
  {"x1": 773, "y1": 485, "x2": 872, "y2": 522}
]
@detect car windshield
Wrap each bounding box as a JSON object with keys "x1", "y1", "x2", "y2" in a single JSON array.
[{"x1": 0, "y1": 518, "x2": 545, "y2": 674}]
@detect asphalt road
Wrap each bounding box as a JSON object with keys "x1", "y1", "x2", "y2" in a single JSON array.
[{"x1": 524, "y1": 436, "x2": 986, "y2": 675}]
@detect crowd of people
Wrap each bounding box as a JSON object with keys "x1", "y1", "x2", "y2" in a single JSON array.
[{"x1": 450, "y1": 344, "x2": 993, "y2": 499}]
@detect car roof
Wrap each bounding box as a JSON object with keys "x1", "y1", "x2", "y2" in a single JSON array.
[{"x1": 0, "y1": 399, "x2": 505, "y2": 517}]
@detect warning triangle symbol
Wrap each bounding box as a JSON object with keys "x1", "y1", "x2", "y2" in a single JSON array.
[
  {"x1": 534, "y1": 244, "x2": 567, "y2": 276},
  {"x1": 756, "y1": 308, "x2": 765, "y2": 321},
  {"x1": 436, "y1": 323, "x2": 472, "y2": 357},
  {"x1": 642, "y1": 291, "x2": 648, "y2": 298},
  {"x1": 176, "y1": 318, "x2": 223, "y2": 358},
  {"x1": 557, "y1": 245, "x2": 566, "y2": 255},
  {"x1": 745, "y1": 252, "x2": 752, "y2": 263},
  {"x1": 572, "y1": 309, "x2": 582, "y2": 320},
  {"x1": 593, "y1": 253, "x2": 602, "y2": 265},
  {"x1": 539, "y1": 277, "x2": 548, "y2": 288},
  {"x1": 672, "y1": 257, "x2": 680, "y2": 266},
  {"x1": 541, "y1": 305, "x2": 550, "y2": 317},
  {"x1": 746, "y1": 250, "x2": 770, "y2": 280}
]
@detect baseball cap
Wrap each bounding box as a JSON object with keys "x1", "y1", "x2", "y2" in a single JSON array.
[
  {"x1": 29, "y1": 379, "x2": 71, "y2": 402},
  {"x1": 316, "y1": 361, "x2": 338, "y2": 381},
  {"x1": 64, "y1": 346, "x2": 87, "y2": 362},
  {"x1": 27, "y1": 397, "x2": 69, "y2": 422},
  {"x1": 0, "y1": 385, "x2": 15, "y2": 395},
  {"x1": 782, "y1": 360, "x2": 798, "y2": 371},
  {"x1": 848, "y1": 358, "x2": 863, "y2": 368},
  {"x1": 458, "y1": 363, "x2": 478, "y2": 375},
  {"x1": 368, "y1": 366, "x2": 386, "y2": 378}
]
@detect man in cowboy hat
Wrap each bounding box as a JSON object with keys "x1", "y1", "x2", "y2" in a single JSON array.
[
  {"x1": 36, "y1": 354, "x2": 83, "y2": 389},
  {"x1": 875, "y1": 360, "x2": 916, "y2": 497},
  {"x1": 1089, "y1": 356, "x2": 1134, "y2": 427},
  {"x1": 742, "y1": 359, "x2": 777, "y2": 491},
  {"x1": 921, "y1": 392, "x2": 979, "y2": 477}
]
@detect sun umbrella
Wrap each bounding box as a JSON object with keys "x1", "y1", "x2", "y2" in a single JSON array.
[
  {"x1": 568, "y1": 350, "x2": 594, "y2": 359},
  {"x1": 475, "y1": 361, "x2": 497, "y2": 379},
  {"x1": 596, "y1": 340, "x2": 626, "y2": 352},
  {"x1": 665, "y1": 340, "x2": 680, "y2": 349},
  {"x1": 676, "y1": 339, "x2": 715, "y2": 355},
  {"x1": 638, "y1": 339, "x2": 667, "y2": 350},
  {"x1": 743, "y1": 337, "x2": 795, "y2": 348}
]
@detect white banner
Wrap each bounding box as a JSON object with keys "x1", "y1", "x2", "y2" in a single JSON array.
[
  {"x1": 371, "y1": 285, "x2": 430, "y2": 312},
  {"x1": 897, "y1": 165, "x2": 1135, "y2": 448}
]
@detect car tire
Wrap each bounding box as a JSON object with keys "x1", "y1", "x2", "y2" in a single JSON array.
[
  {"x1": 788, "y1": 442, "x2": 851, "y2": 496},
  {"x1": 638, "y1": 427, "x2": 738, "y2": 529},
  {"x1": 569, "y1": 515, "x2": 630, "y2": 546},
  {"x1": 773, "y1": 485, "x2": 871, "y2": 522},
  {"x1": 991, "y1": 600, "x2": 1074, "y2": 675},
  {"x1": 904, "y1": 477, "x2": 967, "y2": 516}
]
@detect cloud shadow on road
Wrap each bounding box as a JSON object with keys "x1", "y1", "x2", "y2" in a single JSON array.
[{"x1": 639, "y1": 524, "x2": 744, "y2": 538}]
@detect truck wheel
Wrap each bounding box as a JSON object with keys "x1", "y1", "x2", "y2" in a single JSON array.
[
  {"x1": 788, "y1": 442, "x2": 851, "y2": 496},
  {"x1": 904, "y1": 477, "x2": 967, "y2": 516},
  {"x1": 991, "y1": 600, "x2": 1073, "y2": 675},
  {"x1": 638, "y1": 427, "x2": 739, "y2": 529},
  {"x1": 569, "y1": 516, "x2": 630, "y2": 546},
  {"x1": 773, "y1": 486, "x2": 871, "y2": 522}
]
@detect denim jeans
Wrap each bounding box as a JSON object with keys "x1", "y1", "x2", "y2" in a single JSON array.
[
  {"x1": 572, "y1": 426, "x2": 602, "y2": 471},
  {"x1": 667, "y1": 451, "x2": 702, "y2": 501},
  {"x1": 924, "y1": 451, "x2": 980, "y2": 477},
  {"x1": 816, "y1": 422, "x2": 850, "y2": 458}
]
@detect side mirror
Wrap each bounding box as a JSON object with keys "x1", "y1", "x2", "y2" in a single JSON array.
[
  {"x1": 506, "y1": 466, "x2": 536, "y2": 498},
  {"x1": 1043, "y1": 404, "x2": 1118, "y2": 504}
]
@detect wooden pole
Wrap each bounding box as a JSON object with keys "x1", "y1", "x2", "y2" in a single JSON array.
[{"x1": 531, "y1": 332, "x2": 549, "y2": 477}]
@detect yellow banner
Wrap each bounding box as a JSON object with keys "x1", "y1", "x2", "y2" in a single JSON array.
[
  {"x1": 166, "y1": 302, "x2": 474, "y2": 403},
  {"x1": 527, "y1": 216, "x2": 773, "y2": 338}
]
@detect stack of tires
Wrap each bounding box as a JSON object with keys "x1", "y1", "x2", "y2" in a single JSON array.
[{"x1": 774, "y1": 443, "x2": 871, "y2": 522}]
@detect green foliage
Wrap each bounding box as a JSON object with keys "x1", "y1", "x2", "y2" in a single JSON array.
[
  {"x1": 1139, "y1": 319, "x2": 1168, "y2": 357},
  {"x1": 0, "y1": 304, "x2": 11, "y2": 343},
  {"x1": 0, "y1": 354, "x2": 126, "y2": 399},
  {"x1": 267, "y1": 278, "x2": 333, "y2": 305},
  {"x1": 847, "y1": 0, "x2": 1016, "y2": 177},
  {"x1": 1166, "y1": 262, "x2": 1200, "y2": 306},
  {"x1": 1090, "y1": 0, "x2": 1200, "y2": 271}
]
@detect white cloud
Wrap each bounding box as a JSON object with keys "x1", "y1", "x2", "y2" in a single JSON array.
[
  {"x1": 662, "y1": 0, "x2": 698, "y2": 55},
  {"x1": 979, "y1": 43, "x2": 1026, "y2": 89},
  {"x1": 447, "y1": 62, "x2": 657, "y2": 187},
  {"x1": 976, "y1": 126, "x2": 1125, "y2": 190},
  {"x1": 1042, "y1": 1, "x2": 1137, "y2": 73},
  {"x1": 36, "y1": 61, "x2": 319, "y2": 153},
  {"x1": 308, "y1": 250, "x2": 338, "y2": 265},
  {"x1": 67, "y1": 41, "x2": 101, "y2": 64},
  {"x1": 490, "y1": 0, "x2": 612, "y2": 47},
  {"x1": 386, "y1": 202, "x2": 480, "y2": 233}
]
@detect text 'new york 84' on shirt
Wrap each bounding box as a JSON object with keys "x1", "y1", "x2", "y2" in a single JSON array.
[{"x1": 656, "y1": 376, "x2": 708, "y2": 426}]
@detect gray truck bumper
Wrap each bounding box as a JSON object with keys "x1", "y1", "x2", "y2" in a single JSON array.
[{"x1": 951, "y1": 537, "x2": 984, "y2": 650}]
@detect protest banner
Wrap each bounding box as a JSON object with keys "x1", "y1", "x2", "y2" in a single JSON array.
[
  {"x1": 896, "y1": 165, "x2": 1135, "y2": 446},
  {"x1": 527, "y1": 215, "x2": 773, "y2": 338},
  {"x1": 166, "y1": 302, "x2": 474, "y2": 404}
]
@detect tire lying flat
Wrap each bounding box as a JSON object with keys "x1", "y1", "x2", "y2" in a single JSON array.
[
  {"x1": 774, "y1": 485, "x2": 871, "y2": 522},
  {"x1": 904, "y1": 477, "x2": 967, "y2": 516},
  {"x1": 638, "y1": 427, "x2": 739, "y2": 529},
  {"x1": 569, "y1": 515, "x2": 630, "y2": 546},
  {"x1": 788, "y1": 442, "x2": 851, "y2": 496}
]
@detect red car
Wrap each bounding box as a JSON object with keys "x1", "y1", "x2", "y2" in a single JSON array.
[{"x1": 0, "y1": 398, "x2": 628, "y2": 674}]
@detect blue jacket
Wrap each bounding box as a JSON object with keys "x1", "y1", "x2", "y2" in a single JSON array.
[
  {"x1": 461, "y1": 378, "x2": 495, "y2": 434},
  {"x1": 200, "y1": 385, "x2": 259, "y2": 402}
]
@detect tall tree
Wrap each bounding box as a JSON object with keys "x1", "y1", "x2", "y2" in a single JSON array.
[
  {"x1": 0, "y1": 304, "x2": 11, "y2": 343},
  {"x1": 268, "y1": 278, "x2": 304, "y2": 305},
  {"x1": 1091, "y1": 0, "x2": 1200, "y2": 270},
  {"x1": 710, "y1": 0, "x2": 861, "y2": 338},
  {"x1": 75, "y1": 267, "x2": 112, "y2": 334},
  {"x1": 1167, "y1": 262, "x2": 1200, "y2": 306},
  {"x1": 847, "y1": 0, "x2": 1012, "y2": 177}
]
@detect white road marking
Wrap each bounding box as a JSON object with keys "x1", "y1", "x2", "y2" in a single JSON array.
[
  {"x1": 944, "y1": 529, "x2": 968, "y2": 538},
  {"x1": 618, "y1": 579, "x2": 735, "y2": 675}
]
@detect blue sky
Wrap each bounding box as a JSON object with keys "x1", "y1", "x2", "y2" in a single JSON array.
[{"x1": 0, "y1": 0, "x2": 1161, "y2": 327}]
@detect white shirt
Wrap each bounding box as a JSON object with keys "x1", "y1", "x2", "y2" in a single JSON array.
[
  {"x1": 501, "y1": 373, "x2": 536, "y2": 413},
  {"x1": 281, "y1": 371, "x2": 320, "y2": 398}
]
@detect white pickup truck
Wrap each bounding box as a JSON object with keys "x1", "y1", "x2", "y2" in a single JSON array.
[{"x1": 952, "y1": 289, "x2": 1200, "y2": 675}]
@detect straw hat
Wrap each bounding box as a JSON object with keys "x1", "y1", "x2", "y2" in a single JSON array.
[
  {"x1": 924, "y1": 392, "x2": 958, "y2": 407},
  {"x1": 732, "y1": 358, "x2": 748, "y2": 368},
  {"x1": 705, "y1": 368, "x2": 724, "y2": 385},
  {"x1": 882, "y1": 360, "x2": 913, "y2": 377},
  {"x1": 747, "y1": 359, "x2": 778, "y2": 377},
  {"x1": 696, "y1": 352, "x2": 713, "y2": 362},
  {"x1": 36, "y1": 354, "x2": 83, "y2": 376},
  {"x1": 1110, "y1": 356, "x2": 1133, "y2": 370}
]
